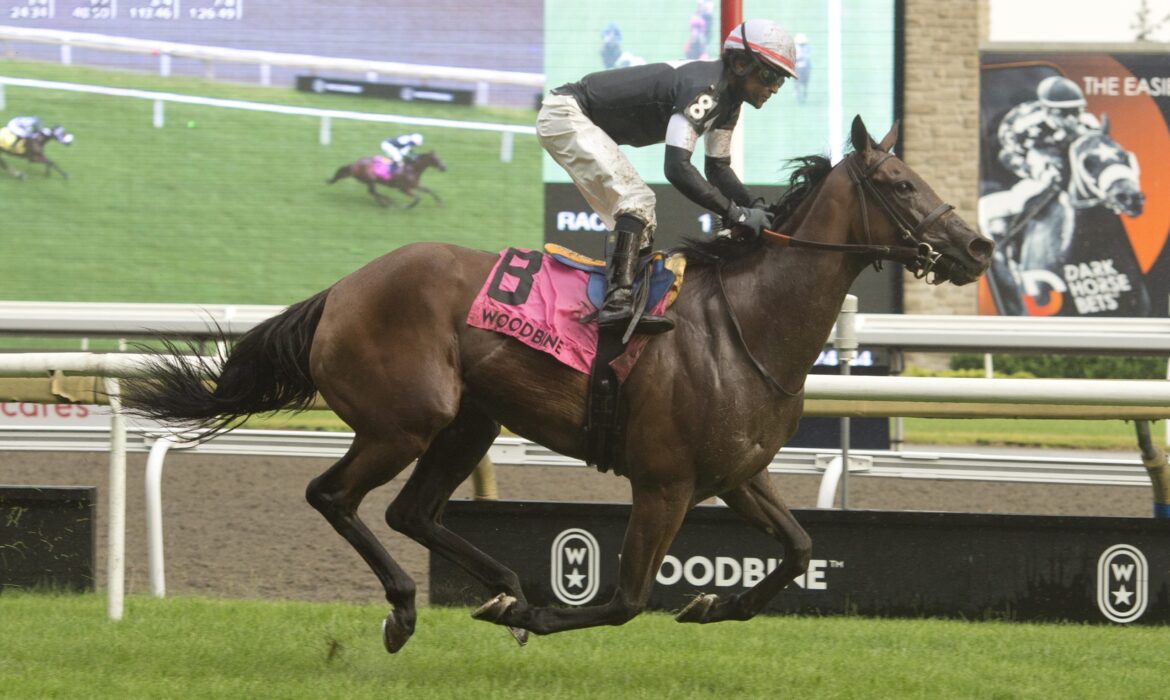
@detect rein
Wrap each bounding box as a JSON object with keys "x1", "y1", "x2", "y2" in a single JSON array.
[{"x1": 717, "y1": 149, "x2": 956, "y2": 396}]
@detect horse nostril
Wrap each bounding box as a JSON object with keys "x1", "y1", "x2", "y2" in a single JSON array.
[{"x1": 969, "y1": 237, "x2": 994, "y2": 261}]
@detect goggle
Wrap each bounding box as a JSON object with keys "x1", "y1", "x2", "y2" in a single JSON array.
[
  {"x1": 738, "y1": 24, "x2": 787, "y2": 88},
  {"x1": 755, "y1": 64, "x2": 786, "y2": 87}
]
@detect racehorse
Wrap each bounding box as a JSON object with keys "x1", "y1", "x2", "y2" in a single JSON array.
[
  {"x1": 325, "y1": 151, "x2": 447, "y2": 208},
  {"x1": 122, "y1": 116, "x2": 991, "y2": 653},
  {"x1": 978, "y1": 116, "x2": 1144, "y2": 314},
  {"x1": 0, "y1": 124, "x2": 74, "y2": 179}
]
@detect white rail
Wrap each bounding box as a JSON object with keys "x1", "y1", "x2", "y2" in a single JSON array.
[{"x1": 0, "y1": 76, "x2": 535, "y2": 160}]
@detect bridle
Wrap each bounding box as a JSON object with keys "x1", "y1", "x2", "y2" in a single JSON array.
[
  {"x1": 759, "y1": 150, "x2": 952, "y2": 281},
  {"x1": 716, "y1": 149, "x2": 956, "y2": 397}
]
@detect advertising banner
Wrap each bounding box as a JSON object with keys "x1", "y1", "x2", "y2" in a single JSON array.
[
  {"x1": 433, "y1": 501, "x2": 1170, "y2": 625},
  {"x1": 979, "y1": 50, "x2": 1170, "y2": 317}
]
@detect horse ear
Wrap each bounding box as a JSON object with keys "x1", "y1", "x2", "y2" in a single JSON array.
[
  {"x1": 850, "y1": 115, "x2": 872, "y2": 153},
  {"x1": 1100, "y1": 112, "x2": 1110, "y2": 134},
  {"x1": 877, "y1": 120, "x2": 900, "y2": 153}
]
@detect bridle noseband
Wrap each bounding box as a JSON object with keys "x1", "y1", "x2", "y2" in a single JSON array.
[{"x1": 761, "y1": 150, "x2": 953, "y2": 281}]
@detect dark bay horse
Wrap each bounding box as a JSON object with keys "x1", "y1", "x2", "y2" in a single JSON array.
[
  {"x1": 325, "y1": 151, "x2": 447, "y2": 208},
  {"x1": 0, "y1": 124, "x2": 74, "y2": 179},
  {"x1": 124, "y1": 116, "x2": 992, "y2": 653}
]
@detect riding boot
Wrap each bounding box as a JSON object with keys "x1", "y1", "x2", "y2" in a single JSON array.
[{"x1": 598, "y1": 219, "x2": 674, "y2": 335}]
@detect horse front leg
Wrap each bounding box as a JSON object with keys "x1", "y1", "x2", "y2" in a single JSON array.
[
  {"x1": 43, "y1": 158, "x2": 68, "y2": 180},
  {"x1": 473, "y1": 480, "x2": 693, "y2": 636},
  {"x1": 402, "y1": 187, "x2": 422, "y2": 209},
  {"x1": 676, "y1": 471, "x2": 811, "y2": 623},
  {"x1": 416, "y1": 185, "x2": 442, "y2": 207}
]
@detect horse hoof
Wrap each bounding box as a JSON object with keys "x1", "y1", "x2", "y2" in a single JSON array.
[
  {"x1": 675, "y1": 593, "x2": 718, "y2": 623},
  {"x1": 471, "y1": 592, "x2": 516, "y2": 623},
  {"x1": 507, "y1": 626, "x2": 529, "y2": 647},
  {"x1": 381, "y1": 610, "x2": 414, "y2": 654}
]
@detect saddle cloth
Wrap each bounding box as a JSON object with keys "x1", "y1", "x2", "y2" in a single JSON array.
[
  {"x1": 466, "y1": 245, "x2": 685, "y2": 379},
  {"x1": 0, "y1": 128, "x2": 25, "y2": 155},
  {"x1": 370, "y1": 156, "x2": 402, "y2": 182}
]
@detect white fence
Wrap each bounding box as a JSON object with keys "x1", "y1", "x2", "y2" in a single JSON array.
[{"x1": 0, "y1": 76, "x2": 536, "y2": 161}]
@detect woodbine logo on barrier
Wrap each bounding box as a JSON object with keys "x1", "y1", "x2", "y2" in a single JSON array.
[{"x1": 432, "y1": 501, "x2": 1169, "y2": 625}]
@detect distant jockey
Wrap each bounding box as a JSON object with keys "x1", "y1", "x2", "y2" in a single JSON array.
[{"x1": 380, "y1": 133, "x2": 424, "y2": 166}]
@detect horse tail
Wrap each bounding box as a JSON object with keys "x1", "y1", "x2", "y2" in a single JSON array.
[
  {"x1": 122, "y1": 289, "x2": 330, "y2": 440},
  {"x1": 326, "y1": 165, "x2": 351, "y2": 184}
]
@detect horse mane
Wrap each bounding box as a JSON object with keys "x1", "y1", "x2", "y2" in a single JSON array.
[{"x1": 677, "y1": 154, "x2": 835, "y2": 267}]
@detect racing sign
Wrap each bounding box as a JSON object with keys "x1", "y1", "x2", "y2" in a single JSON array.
[{"x1": 979, "y1": 49, "x2": 1170, "y2": 317}]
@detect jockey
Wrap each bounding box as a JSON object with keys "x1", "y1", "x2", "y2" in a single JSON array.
[
  {"x1": 985, "y1": 76, "x2": 1101, "y2": 239},
  {"x1": 538, "y1": 18, "x2": 797, "y2": 335},
  {"x1": 5, "y1": 115, "x2": 42, "y2": 151},
  {"x1": 380, "y1": 133, "x2": 423, "y2": 166}
]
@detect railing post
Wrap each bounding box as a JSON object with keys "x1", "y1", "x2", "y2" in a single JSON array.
[
  {"x1": 319, "y1": 115, "x2": 332, "y2": 145},
  {"x1": 836, "y1": 294, "x2": 858, "y2": 509},
  {"x1": 500, "y1": 131, "x2": 514, "y2": 163},
  {"x1": 159, "y1": 53, "x2": 172, "y2": 77},
  {"x1": 152, "y1": 99, "x2": 165, "y2": 128},
  {"x1": 104, "y1": 377, "x2": 126, "y2": 621},
  {"x1": 146, "y1": 436, "x2": 181, "y2": 597},
  {"x1": 259, "y1": 63, "x2": 271, "y2": 86}
]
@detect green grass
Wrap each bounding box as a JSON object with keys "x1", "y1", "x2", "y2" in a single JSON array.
[
  {"x1": 900, "y1": 417, "x2": 1148, "y2": 450},
  {"x1": 0, "y1": 60, "x2": 542, "y2": 304},
  {"x1": 1, "y1": 592, "x2": 1165, "y2": 699}
]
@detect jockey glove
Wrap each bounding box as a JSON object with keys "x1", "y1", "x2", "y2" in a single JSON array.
[{"x1": 724, "y1": 201, "x2": 771, "y2": 239}]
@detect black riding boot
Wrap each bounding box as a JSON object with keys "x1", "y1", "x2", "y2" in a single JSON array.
[{"x1": 598, "y1": 221, "x2": 674, "y2": 335}]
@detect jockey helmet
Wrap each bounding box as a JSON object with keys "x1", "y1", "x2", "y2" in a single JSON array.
[
  {"x1": 408, "y1": 133, "x2": 423, "y2": 146},
  {"x1": 1037, "y1": 76, "x2": 1086, "y2": 109},
  {"x1": 723, "y1": 19, "x2": 799, "y2": 80}
]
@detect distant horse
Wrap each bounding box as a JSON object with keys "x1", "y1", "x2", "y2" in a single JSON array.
[
  {"x1": 0, "y1": 124, "x2": 74, "y2": 179},
  {"x1": 979, "y1": 117, "x2": 1144, "y2": 313},
  {"x1": 326, "y1": 151, "x2": 447, "y2": 208},
  {"x1": 123, "y1": 117, "x2": 991, "y2": 653}
]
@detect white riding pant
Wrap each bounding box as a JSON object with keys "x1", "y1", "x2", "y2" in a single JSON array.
[{"x1": 537, "y1": 92, "x2": 656, "y2": 247}]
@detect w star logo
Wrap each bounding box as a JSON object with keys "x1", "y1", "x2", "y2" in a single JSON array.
[
  {"x1": 550, "y1": 528, "x2": 600, "y2": 605},
  {"x1": 1097, "y1": 544, "x2": 1149, "y2": 624}
]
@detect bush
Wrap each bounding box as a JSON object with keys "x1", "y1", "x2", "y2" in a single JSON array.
[{"x1": 949, "y1": 353, "x2": 1166, "y2": 380}]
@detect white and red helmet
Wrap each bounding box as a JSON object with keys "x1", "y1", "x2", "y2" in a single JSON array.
[{"x1": 723, "y1": 19, "x2": 799, "y2": 80}]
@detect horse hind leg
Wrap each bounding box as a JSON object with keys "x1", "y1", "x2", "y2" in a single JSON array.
[
  {"x1": 675, "y1": 471, "x2": 811, "y2": 623},
  {"x1": 384, "y1": 401, "x2": 535, "y2": 646},
  {"x1": 304, "y1": 435, "x2": 424, "y2": 652},
  {"x1": 473, "y1": 479, "x2": 693, "y2": 636},
  {"x1": 0, "y1": 154, "x2": 24, "y2": 180},
  {"x1": 416, "y1": 185, "x2": 442, "y2": 207}
]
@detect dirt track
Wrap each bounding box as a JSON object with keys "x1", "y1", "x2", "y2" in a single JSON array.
[{"x1": 0, "y1": 449, "x2": 1151, "y2": 605}]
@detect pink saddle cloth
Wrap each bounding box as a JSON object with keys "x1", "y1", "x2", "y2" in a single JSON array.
[
  {"x1": 370, "y1": 156, "x2": 399, "y2": 182},
  {"x1": 466, "y1": 247, "x2": 684, "y2": 381}
]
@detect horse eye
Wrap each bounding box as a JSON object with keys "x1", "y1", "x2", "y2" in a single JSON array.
[{"x1": 894, "y1": 181, "x2": 914, "y2": 195}]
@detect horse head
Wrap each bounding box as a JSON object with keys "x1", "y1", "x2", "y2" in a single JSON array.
[
  {"x1": 841, "y1": 115, "x2": 993, "y2": 285},
  {"x1": 1068, "y1": 117, "x2": 1143, "y2": 217},
  {"x1": 416, "y1": 151, "x2": 447, "y2": 173}
]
